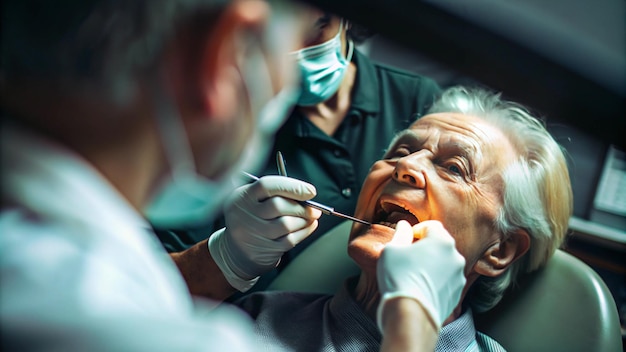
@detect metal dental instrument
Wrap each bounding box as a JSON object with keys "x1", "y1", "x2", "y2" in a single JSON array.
[
  {"x1": 241, "y1": 170, "x2": 371, "y2": 226},
  {"x1": 273, "y1": 151, "x2": 371, "y2": 226}
]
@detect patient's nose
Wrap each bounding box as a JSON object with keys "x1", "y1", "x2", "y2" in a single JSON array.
[{"x1": 392, "y1": 154, "x2": 426, "y2": 188}]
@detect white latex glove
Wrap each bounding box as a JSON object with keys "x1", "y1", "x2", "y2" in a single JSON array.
[
  {"x1": 376, "y1": 220, "x2": 466, "y2": 332},
  {"x1": 209, "y1": 176, "x2": 321, "y2": 292}
]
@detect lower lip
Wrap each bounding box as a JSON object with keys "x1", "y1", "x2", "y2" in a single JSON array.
[
  {"x1": 361, "y1": 224, "x2": 395, "y2": 236},
  {"x1": 371, "y1": 222, "x2": 423, "y2": 241}
]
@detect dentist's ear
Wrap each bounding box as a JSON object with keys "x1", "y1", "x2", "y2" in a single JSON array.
[
  {"x1": 187, "y1": 0, "x2": 271, "y2": 121},
  {"x1": 474, "y1": 229, "x2": 530, "y2": 277},
  {"x1": 203, "y1": 1, "x2": 272, "y2": 120}
]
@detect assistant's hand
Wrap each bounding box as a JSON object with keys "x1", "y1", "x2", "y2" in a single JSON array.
[
  {"x1": 208, "y1": 176, "x2": 321, "y2": 292},
  {"x1": 376, "y1": 220, "x2": 466, "y2": 332}
]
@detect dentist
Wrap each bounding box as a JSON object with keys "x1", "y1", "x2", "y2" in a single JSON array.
[{"x1": 1, "y1": 0, "x2": 315, "y2": 350}]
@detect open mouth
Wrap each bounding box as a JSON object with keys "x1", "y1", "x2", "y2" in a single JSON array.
[{"x1": 374, "y1": 200, "x2": 421, "y2": 229}]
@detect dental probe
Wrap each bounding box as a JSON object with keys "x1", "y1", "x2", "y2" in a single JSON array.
[
  {"x1": 240, "y1": 170, "x2": 372, "y2": 226},
  {"x1": 276, "y1": 151, "x2": 371, "y2": 226}
]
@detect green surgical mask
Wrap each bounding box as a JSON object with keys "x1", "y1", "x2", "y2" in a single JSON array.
[{"x1": 292, "y1": 20, "x2": 353, "y2": 106}]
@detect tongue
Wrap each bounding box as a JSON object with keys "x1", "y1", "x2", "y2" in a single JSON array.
[{"x1": 385, "y1": 211, "x2": 419, "y2": 226}]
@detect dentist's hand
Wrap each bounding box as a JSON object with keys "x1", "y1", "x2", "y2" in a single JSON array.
[
  {"x1": 209, "y1": 176, "x2": 321, "y2": 292},
  {"x1": 377, "y1": 220, "x2": 466, "y2": 332}
]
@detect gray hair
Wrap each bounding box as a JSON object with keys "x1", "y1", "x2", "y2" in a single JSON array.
[
  {"x1": 1, "y1": 0, "x2": 226, "y2": 102},
  {"x1": 428, "y1": 86, "x2": 573, "y2": 312}
]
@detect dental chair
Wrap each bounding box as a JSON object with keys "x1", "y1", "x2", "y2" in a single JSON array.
[{"x1": 268, "y1": 221, "x2": 623, "y2": 352}]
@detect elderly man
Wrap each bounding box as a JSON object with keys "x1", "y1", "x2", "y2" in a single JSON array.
[{"x1": 234, "y1": 86, "x2": 573, "y2": 351}]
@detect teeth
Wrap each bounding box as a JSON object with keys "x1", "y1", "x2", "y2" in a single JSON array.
[
  {"x1": 403, "y1": 206, "x2": 420, "y2": 223},
  {"x1": 381, "y1": 201, "x2": 420, "y2": 223}
]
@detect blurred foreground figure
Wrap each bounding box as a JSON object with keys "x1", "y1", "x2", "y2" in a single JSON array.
[{"x1": 0, "y1": 0, "x2": 313, "y2": 350}]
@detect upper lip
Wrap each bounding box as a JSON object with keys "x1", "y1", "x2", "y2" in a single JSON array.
[{"x1": 373, "y1": 197, "x2": 421, "y2": 227}]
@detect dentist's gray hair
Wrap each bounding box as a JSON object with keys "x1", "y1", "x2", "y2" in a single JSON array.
[{"x1": 428, "y1": 86, "x2": 573, "y2": 312}]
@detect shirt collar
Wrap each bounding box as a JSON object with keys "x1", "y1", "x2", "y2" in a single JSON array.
[{"x1": 436, "y1": 308, "x2": 478, "y2": 351}]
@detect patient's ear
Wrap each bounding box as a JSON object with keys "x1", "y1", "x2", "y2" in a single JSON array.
[{"x1": 474, "y1": 230, "x2": 530, "y2": 277}]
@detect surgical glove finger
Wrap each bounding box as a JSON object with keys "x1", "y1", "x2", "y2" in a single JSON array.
[
  {"x1": 386, "y1": 219, "x2": 413, "y2": 245},
  {"x1": 276, "y1": 220, "x2": 319, "y2": 248},
  {"x1": 246, "y1": 175, "x2": 318, "y2": 202},
  {"x1": 376, "y1": 220, "x2": 466, "y2": 332}
]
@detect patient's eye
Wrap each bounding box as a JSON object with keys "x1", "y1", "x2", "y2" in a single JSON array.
[
  {"x1": 448, "y1": 164, "x2": 462, "y2": 175},
  {"x1": 385, "y1": 145, "x2": 412, "y2": 159},
  {"x1": 439, "y1": 156, "x2": 471, "y2": 181}
]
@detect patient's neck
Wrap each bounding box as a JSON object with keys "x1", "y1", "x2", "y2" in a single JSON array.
[{"x1": 353, "y1": 273, "x2": 381, "y2": 319}]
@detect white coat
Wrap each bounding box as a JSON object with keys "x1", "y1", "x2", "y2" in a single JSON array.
[{"x1": 0, "y1": 125, "x2": 255, "y2": 351}]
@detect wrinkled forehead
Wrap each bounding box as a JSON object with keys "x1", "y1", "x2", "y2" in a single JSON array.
[
  {"x1": 407, "y1": 113, "x2": 505, "y2": 143},
  {"x1": 410, "y1": 112, "x2": 488, "y2": 130},
  {"x1": 402, "y1": 112, "x2": 517, "y2": 164}
]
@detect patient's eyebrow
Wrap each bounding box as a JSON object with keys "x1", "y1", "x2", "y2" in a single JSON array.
[
  {"x1": 439, "y1": 138, "x2": 481, "y2": 179},
  {"x1": 386, "y1": 129, "x2": 420, "y2": 148},
  {"x1": 382, "y1": 130, "x2": 422, "y2": 159},
  {"x1": 440, "y1": 139, "x2": 476, "y2": 159}
]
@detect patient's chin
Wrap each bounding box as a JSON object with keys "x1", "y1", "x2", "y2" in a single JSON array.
[{"x1": 347, "y1": 225, "x2": 395, "y2": 273}]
